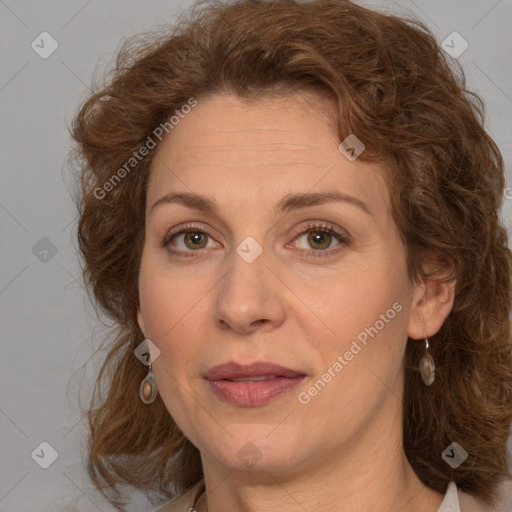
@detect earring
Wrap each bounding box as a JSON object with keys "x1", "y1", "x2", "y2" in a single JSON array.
[
  {"x1": 140, "y1": 362, "x2": 158, "y2": 404},
  {"x1": 419, "y1": 330, "x2": 435, "y2": 386}
]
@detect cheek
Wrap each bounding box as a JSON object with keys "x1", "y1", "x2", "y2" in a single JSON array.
[
  {"x1": 139, "y1": 252, "x2": 185, "y2": 331},
  {"x1": 138, "y1": 256, "x2": 211, "y2": 364},
  {"x1": 312, "y1": 248, "x2": 410, "y2": 388},
  {"x1": 324, "y1": 253, "x2": 407, "y2": 335},
  {"x1": 138, "y1": 265, "x2": 203, "y2": 416}
]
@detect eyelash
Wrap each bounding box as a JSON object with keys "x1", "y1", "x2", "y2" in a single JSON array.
[{"x1": 162, "y1": 222, "x2": 350, "y2": 258}]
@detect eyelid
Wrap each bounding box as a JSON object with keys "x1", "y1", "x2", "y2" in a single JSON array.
[
  {"x1": 286, "y1": 222, "x2": 351, "y2": 257},
  {"x1": 163, "y1": 222, "x2": 210, "y2": 241},
  {"x1": 289, "y1": 222, "x2": 351, "y2": 243},
  {"x1": 162, "y1": 222, "x2": 220, "y2": 249}
]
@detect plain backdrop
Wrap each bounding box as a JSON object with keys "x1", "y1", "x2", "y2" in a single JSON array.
[{"x1": 1, "y1": 0, "x2": 512, "y2": 510}]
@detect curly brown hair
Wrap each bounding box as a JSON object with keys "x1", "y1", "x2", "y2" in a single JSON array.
[{"x1": 69, "y1": 0, "x2": 512, "y2": 508}]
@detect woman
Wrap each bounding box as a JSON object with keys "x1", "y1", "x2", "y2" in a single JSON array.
[{"x1": 70, "y1": 0, "x2": 512, "y2": 510}]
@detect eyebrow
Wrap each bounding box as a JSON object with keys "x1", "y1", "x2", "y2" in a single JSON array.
[{"x1": 149, "y1": 190, "x2": 372, "y2": 216}]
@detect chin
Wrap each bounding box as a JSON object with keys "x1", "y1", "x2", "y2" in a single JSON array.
[{"x1": 200, "y1": 427, "x2": 313, "y2": 474}]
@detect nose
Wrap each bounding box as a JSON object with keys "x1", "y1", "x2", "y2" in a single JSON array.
[{"x1": 213, "y1": 249, "x2": 286, "y2": 334}]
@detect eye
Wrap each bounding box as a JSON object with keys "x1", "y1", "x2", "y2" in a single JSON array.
[
  {"x1": 162, "y1": 222, "x2": 350, "y2": 258},
  {"x1": 290, "y1": 223, "x2": 349, "y2": 257},
  {"x1": 162, "y1": 224, "x2": 219, "y2": 255}
]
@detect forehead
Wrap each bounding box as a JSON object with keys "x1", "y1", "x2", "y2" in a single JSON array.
[{"x1": 146, "y1": 92, "x2": 390, "y2": 217}]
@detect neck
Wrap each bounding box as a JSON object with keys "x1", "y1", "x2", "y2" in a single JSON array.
[{"x1": 196, "y1": 404, "x2": 445, "y2": 512}]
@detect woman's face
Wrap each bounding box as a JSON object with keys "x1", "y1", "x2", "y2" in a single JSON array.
[{"x1": 137, "y1": 90, "x2": 423, "y2": 476}]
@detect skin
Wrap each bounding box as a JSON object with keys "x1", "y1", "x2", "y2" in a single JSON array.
[{"x1": 137, "y1": 90, "x2": 455, "y2": 512}]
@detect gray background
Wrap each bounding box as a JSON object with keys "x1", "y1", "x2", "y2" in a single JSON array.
[{"x1": 1, "y1": 0, "x2": 511, "y2": 510}]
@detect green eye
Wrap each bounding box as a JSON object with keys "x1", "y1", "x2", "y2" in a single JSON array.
[
  {"x1": 182, "y1": 231, "x2": 209, "y2": 250},
  {"x1": 306, "y1": 230, "x2": 335, "y2": 250}
]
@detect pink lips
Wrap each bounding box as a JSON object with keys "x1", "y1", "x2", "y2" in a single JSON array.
[{"x1": 204, "y1": 361, "x2": 306, "y2": 407}]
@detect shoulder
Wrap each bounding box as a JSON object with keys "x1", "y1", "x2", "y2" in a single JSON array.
[
  {"x1": 153, "y1": 481, "x2": 204, "y2": 512},
  {"x1": 458, "y1": 478, "x2": 512, "y2": 512}
]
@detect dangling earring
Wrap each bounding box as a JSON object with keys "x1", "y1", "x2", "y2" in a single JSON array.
[
  {"x1": 419, "y1": 330, "x2": 435, "y2": 386},
  {"x1": 140, "y1": 362, "x2": 158, "y2": 404}
]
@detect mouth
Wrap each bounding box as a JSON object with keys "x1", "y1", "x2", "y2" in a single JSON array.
[
  {"x1": 227, "y1": 375, "x2": 281, "y2": 382},
  {"x1": 204, "y1": 361, "x2": 306, "y2": 380},
  {"x1": 204, "y1": 361, "x2": 307, "y2": 406}
]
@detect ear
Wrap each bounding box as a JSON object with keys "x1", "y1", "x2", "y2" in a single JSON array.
[
  {"x1": 137, "y1": 308, "x2": 146, "y2": 338},
  {"x1": 407, "y1": 255, "x2": 456, "y2": 340}
]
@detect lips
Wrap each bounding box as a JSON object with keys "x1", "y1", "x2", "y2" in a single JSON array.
[
  {"x1": 204, "y1": 361, "x2": 307, "y2": 407},
  {"x1": 204, "y1": 361, "x2": 305, "y2": 381},
  {"x1": 228, "y1": 375, "x2": 277, "y2": 382}
]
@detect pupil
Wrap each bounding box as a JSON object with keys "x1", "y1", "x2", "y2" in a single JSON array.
[
  {"x1": 186, "y1": 232, "x2": 206, "y2": 248},
  {"x1": 309, "y1": 231, "x2": 330, "y2": 249}
]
